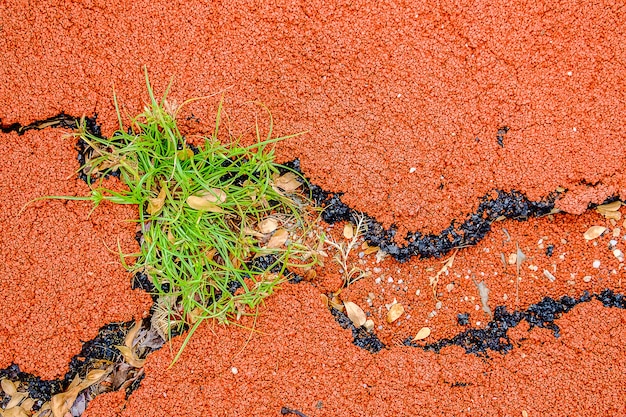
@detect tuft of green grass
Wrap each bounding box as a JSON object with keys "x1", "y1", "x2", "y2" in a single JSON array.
[{"x1": 45, "y1": 70, "x2": 322, "y2": 363}]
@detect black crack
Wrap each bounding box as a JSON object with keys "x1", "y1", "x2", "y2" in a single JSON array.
[
  {"x1": 330, "y1": 307, "x2": 384, "y2": 353},
  {"x1": 403, "y1": 291, "x2": 621, "y2": 355}
]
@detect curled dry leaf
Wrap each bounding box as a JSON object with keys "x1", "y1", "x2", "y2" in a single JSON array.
[
  {"x1": 124, "y1": 321, "x2": 141, "y2": 350},
  {"x1": 1, "y1": 378, "x2": 17, "y2": 396},
  {"x1": 186, "y1": 196, "x2": 225, "y2": 213},
  {"x1": 147, "y1": 186, "x2": 167, "y2": 214},
  {"x1": 386, "y1": 303, "x2": 404, "y2": 323},
  {"x1": 364, "y1": 319, "x2": 375, "y2": 332},
  {"x1": 344, "y1": 301, "x2": 367, "y2": 327},
  {"x1": 273, "y1": 172, "x2": 301, "y2": 192},
  {"x1": 584, "y1": 226, "x2": 607, "y2": 241},
  {"x1": 115, "y1": 345, "x2": 147, "y2": 368},
  {"x1": 412, "y1": 327, "x2": 431, "y2": 341},
  {"x1": 51, "y1": 370, "x2": 107, "y2": 417},
  {"x1": 258, "y1": 217, "x2": 278, "y2": 234},
  {"x1": 343, "y1": 223, "x2": 354, "y2": 239},
  {"x1": 266, "y1": 228, "x2": 289, "y2": 248}
]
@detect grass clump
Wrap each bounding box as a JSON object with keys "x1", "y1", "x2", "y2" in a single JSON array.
[{"x1": 60, "y1": 73, "x2": 321, "y2": 361}]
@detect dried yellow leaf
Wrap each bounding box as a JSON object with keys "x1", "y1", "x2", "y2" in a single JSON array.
[
  {"x1": 258, "y1": 217, "x2": 279, "y2": 234},
  {"x1": 363, "y1": 245, "x2": 380, "y2": 255},
  {"x1": 320, "y1": 293, "x2": 329, "y2": 308},
  {"x1": 20, "y1": 398, "x2": 35, "y2": 412},
  {"x1": 584, "y1": 226, "x2": 607, "y2": 240},
  {"x1": 1, "y1": 378, "x2": 17, "y2": 396},
  {"x1": 343, "y1": 223, "x2": 354, "y2": 239},
  {"x1": 186, "y1": 196, "x2": 224, "y2": 212},
  {"x1": 2, "y1": 406, "x2": 29, "y2": 417},
  {"x1": 364, "y1": 319, "x2": 375, "y2": 332},
  {"x1": 273, "y1": 172, "x2": 301, "y2": 192},
  {"x1": 6, "y1": 392, "x2": 28, "y2": 409},
  {"x1": 51, "y1": 371, "x2": 106, "y2": 417},
  {"x1": 329, "y1": 296, "x2": 344, "y2": 312},
  {"x1": 266, "y1": 228, "x2": 289, "y2": 248},
  {"x1": 198, "y1": 188, "x2": 227, "y2": 204},
  {"x1": 413, "y1": 327, "x2": 431, "y2": 341},
  {"x1": 597, "y1": 201, "x2": 621, "y2": 211},
  {"x1": 386, "y1": 303, "x2": 404, "y2": 323},
  {"x1": 124, "y1": 320, "x2": 142, "y2": 350},
  {"x1": 115, "y1": 345, "x2": 147, "y2": 368},
  {"x1": 344, "y1": 301, "x2": 367, "y2": 327},
  {"x1": 147, "y1": 187, "x2": 167, "y2": 214},
  {"x1": 176, "y1": 148, "x2": 194, "y2": 161}
]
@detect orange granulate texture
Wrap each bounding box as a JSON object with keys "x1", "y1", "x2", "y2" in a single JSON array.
[{"x1": 0, "y1": 130, "x2": 151, "y2": 379}]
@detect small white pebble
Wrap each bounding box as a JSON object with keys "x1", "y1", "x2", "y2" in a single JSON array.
[
  {"x1": 592, "y1": 260, "x2": 601, "y2": 268},
  {"x1": 567, "y1": 71, "x2": 573, "y2": 76},
  {"x1": 475, "y1": 304, "x2": 481, "y2": 311},
  {"x1": 387, "y1": 277, "x2": 394, "y2": 283},
  {"x1": 476, "y1": 321, "x2": 481, "y2": 326},
  {"x1": 435, "y1": 301, "x2": 443, "y2": 310},
  {"x1": 409, "y1": 167, "x2": 417, "y2": 173},
  {"x1": 503, "y1": 294, "x2": 508, "y2": 301},
  {"x1": 445, "y1": 283, "x2": 455, "y2": 292},
  {"x1": 415, "y1": 289, "x2": 421, "y2": 296},
  {"x1": 375, "y1": 277, "x2": 381, "y2": 284},
  {"x1": 398, "y1": 279, "x2": 404, "y2": 284},
  {"x1": 613, "y1": 249, "x2": 623, "y2": 260},
  {"x1": 231, "y1": 367, "x2": 238, "y2": 375},
  {"x1": 583, "y1": 275, "x2": 592, "y2": 283},
  {"x1": 573, "y1": 127, "x2": 577, "y2": 132},
  {"x1": 373, "y1": 267, "x2": 382, "y2": 273}
]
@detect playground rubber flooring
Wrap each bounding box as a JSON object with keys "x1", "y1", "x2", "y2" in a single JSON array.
[{"x1": 1, "y1": 1, "x2": 625, "y2": 416}]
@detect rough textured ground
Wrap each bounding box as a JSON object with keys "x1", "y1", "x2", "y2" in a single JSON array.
[
  {"x1": 2, "y1": 0, "x2": 626, "y2": 234},
  {"x1": 0, "y1": 130, "x2": 151, "y2": 380},
  {"x1": 1, "y1": 0, "x2": 625, "y2": 416}
]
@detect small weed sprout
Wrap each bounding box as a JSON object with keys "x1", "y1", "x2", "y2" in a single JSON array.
[
  {"x1": 325, "y1": 213, "x2": 370, "y2": 287},
  {"x1": 30, "y1": 69, "x2": 322, "y2": 363}
]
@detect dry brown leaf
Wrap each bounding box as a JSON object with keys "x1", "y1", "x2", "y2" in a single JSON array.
[
  {"x1": 429, "y1": 250, "x2": 457, "y2": 301},
  {"x1": 1, "y1": 378, "x2": 17, "y2": 396},
  {"x1": 20, "y1": 398, "x2": 35, "y2": 412},
  {"x1": 147, "y1": 187, "x2": 167, "y2": 214},
  {"x1": 167, "y1": 229, "x2": 176, "y2": 244},
  {"x1": 597, "y1": 201, "x2": 621, "y2": 212},
  {"x1": 50, "y1": 370, "x2": 106, "y2": 417},
  {"x1": 258, "y1": 218, "x2": 278, "y2": 234},
  {"x1": 329, "y1": 295, "x2": 344, "y2": 312},
  {"x1": 266, "y1": 228, "x2": 289, "y2": 248},
  {"x1": 2, "y1": 406, "x2": 29, "y2": 417},
  {"x1": 343, "y1": 223, "x2": 354, "y2": 239},
  {"x1": 363, "y1": 319, "x2": 375, "y2": 332},
  {"x1": 584, "y1": 226, "x2": 607, "y2": 240},
  {"x1": 124, "y1": 321, "x2": 142, "y2": 350},
  {"x1": 6, "y1": 392, "x2": 28, "y2": 409},
  {"x1": 198, "y1": 188, "x2": 227, "y2": 204},
  {"x1": 320, "y1": 293, "x2": 329, "y2": 308},
  {"x1": 186, "y1": 196, "x2": 225, "y2": 212},
  {"x1": 363, "y1": 245, "x2": 380, "y2": 255},
  {"x1": 344, "y1": 301, "x2": 367, "y2": 327},
  {"x1": 115, "y1": 345, "x2": 147, "y2": 368},
  {"x1": 273, "y1": 172, "x2": 301, "y2": 192},
  {"x1": 412, "y1": 327, "x2": 431, "y2": 341},
  {"x1": 386, "y1": 303, "x2": 404, "y2": 323}
]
